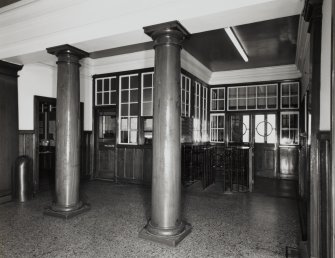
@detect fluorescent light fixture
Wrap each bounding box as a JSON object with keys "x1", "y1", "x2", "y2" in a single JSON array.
[{"x1": 224, "y1": 27, "x2": 248, "y2": 62}]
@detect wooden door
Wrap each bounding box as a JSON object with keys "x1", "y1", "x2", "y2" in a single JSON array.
[
  {"x1": 253, "y1": 114, "x2": 277, "y2": 178},
  {"x1": 95, "y1": 108, "x2": 117, "y2": 180}
]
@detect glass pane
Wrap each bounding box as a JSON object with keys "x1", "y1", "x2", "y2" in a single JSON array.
[
  {"x1": 103, "y1": 92, "x2": 109, "y2": 105},
  {"x1": 130, "y1": 117, "x2": 137, "y2": 130},
  {"x1": 267, "y1": 97, "x2": 277, "y2": 109},
  {"x1": 267, "y1": 114, "x2": 276, "y2": 144},
  {"x1": 281, "y1": 130, "x2": 290, "y2": 144},
  {"x1": 230, "y1": 115, "x2": 242, "y2": 143},
  {"x1": 103, "y1": 116, "x2": 116, "y2": 139},
  {"x1": 238, "y1": 87, "x2": 246, "y2": 98},
  {"x1": 130, "y1": 76, "x2": 138, "y2": 89},
  {"x1": 144, "y1": 118, "x2": 153, "y2": 131},
  {"x1": 291, "y1": 96, "x2": 298, "y2": 108},
  {"x1": 290, "y1": 114, "x2": 298, "y2": 128},
  {"x1": 257, "y1": 86, "x2": 266, "y2": 97},
  {"x1": 121, "y1": 91, "x2": 128, "y2": 103},
  {"x1": 211, "y1": 116, "x2": 217, "y2": 128},
  {"x1": 218, "y1": 100, "x2": 225, "y2": 110},
  {"x1": 97, "y1": 93, "x2": 102, "y2": 105},
  {"x1": 282, "y1": 84, "x2": 290, "y2": 96},
  {"x1": 218, "y1": 129, "x2": 224, "y2": 142},
  {"x1": 282, "y1": 114, "x2": 289, "y2": 128},
  {"x1": 121, "y1": 104, "x2": 128, "y2": 116},
  {"x1": 257, "y1": 97, "x2": 266, "y2": 109},
  {"x1": 243, "y1": 115, "x2": 250, "y2": 143},
  {"x1": 143, "y1": 74, "x2": 153, "y2": 88},
  {"x1": 247, "y1": 98, "x2": 256, "y2": 109},
  {"x1": 121, "y1": 77, "x2": 129, "y2": 90},
  {"x1": 238, "y1": 98, "x2": 246, "y2": 109},
  {"x1": 282, "y1": 97, "x2": 289, "y2": 108},
  {"x1": 121, "y1": 118, "x2": 128, "y2": 130},
  {"x1": 103, "y1": 79, "x2": 109, "y2": 91},
  {"x1": 229, "y1": 99, "x2": 237, "y2": 110},
  {"x1": 290, "y1": 83, "x2": 298, "y2": 95},
  {"x1": 229, "y1": 88, "x2": 237, "y2": 98},
  {"x1": 130, "y1": 90, "x2": 138, "y2": 102},
  {"x1": 110, "y1": 92, "x2": 117, "y2": 104},
  {"x1": 121, "y1": 131, "x2": 128, "y2": 143},
  {"x1": 110, "y1": 78, "x2": 117, "y2": 91},
  {"x1": 211, "y1": 100, "x2": 218, "y2": 111},
  {"x1": 219, "y1": 89, "x2": 225, "y2": 99},
  {"x1": 130, "y1": 103, "x2": 138, "y2": 116},
  {"x1": 247, "y1": 87, "x2": 256, "y2": 98},
  {"x1": 291, "y1": 129, "x2": 299, "y2": 144},
  {"x1": 142, "y1": 102, "x2": 153, "y2": 116},
  {"x1": 212, "y1": 89, "x2": 218, "y2": 100},
  {"x1": 143, "y1": 88, "x2": 152, "y2": 102},
  {"x1": 130, "y1": 131, "x2": 137, "y2": 143},
  {"x1": 97, "y1": 80, "x2": 102, "y2": 92},
  {"x1": 218, "y1": 115, "x2": 224, "y2": 128},
  {"x1": 267, "y1": 85, "x2": 277, "y2": 97},
  {"x1": 255, "y1": 115, "x2": 265, "y2": 143}
]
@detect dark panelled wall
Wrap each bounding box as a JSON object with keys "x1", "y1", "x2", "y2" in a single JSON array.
[
  {"x1": 0, "y1": 61, "x2": 22, "y2": 204},
  {"x1": 18, "y1": 130, "x2": 94, "y2": 193}
]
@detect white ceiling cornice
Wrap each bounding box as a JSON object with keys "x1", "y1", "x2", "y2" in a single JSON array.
[
  {"x1": 209, "y1": 64, "x2": 301, "y2": 85},
  {"x1": 0, "y1": 0, "x2": 303, "y2": 61}
]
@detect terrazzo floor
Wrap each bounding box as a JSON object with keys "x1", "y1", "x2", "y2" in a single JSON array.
[{"x1": 0, "y1": 179, "x2": 300, "y2": 258}]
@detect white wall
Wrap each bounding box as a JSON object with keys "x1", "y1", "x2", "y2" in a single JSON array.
[
  {"x1": 18, "y1": 63, "x2": 57, "y2": 130},
  {"x1": 320, "y1": 0, "x2": 332, "y2": 130},
  {"x1": 18, "y1": 61, "x2": 93, "y2": 131}
]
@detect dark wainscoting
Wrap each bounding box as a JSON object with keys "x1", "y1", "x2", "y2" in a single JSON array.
[
  {"x1": 116, "y1": 146, "x2": 153, "y2": 184},
  {"x1": 318, "y1": 131, "x2": 331, "y2": 258},
  {"x1": 18, "y1": 130, "x2": 37, "y2": 192},
  {"x1": 19, "y1": 130, "x2": 94, "y2": 193},
  {"x1": 279, "y1": 146, "x2": 299, "y2": 179},
  {"x1": 81, "y1": 131, "x2": 94, "y2": 180}
]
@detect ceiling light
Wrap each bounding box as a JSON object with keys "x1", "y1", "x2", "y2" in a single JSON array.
[{"x1": 224, "y1": 27, "x2": 248, "y2": 62}]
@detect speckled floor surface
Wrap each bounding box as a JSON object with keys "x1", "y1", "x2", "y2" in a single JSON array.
[{"x1": 0, "y1": 179, "x2": 300, "y2": 258}]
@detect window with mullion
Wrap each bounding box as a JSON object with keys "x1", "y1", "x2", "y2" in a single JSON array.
[
  {"x1": 119, "y1": 74, "x2": 139, "y2": 144},
  {"x1": 95, "y1": 76, "x2": 117, "y2": 106},
  {"x1": 210, "y1": 87, "x2": 225, "y2": 111},
  {"x1": 201, "y1": 86, "x2": 208, "y2": 141},
  {"x1": 193, "y1": 81, "x2": 202, "y2": 142},
  {"x1": 210, "y1": 113, "x2": 225, "y2": 143},
  {"x1": 281, "y1": 82, "x2": 299, "y2": 109},
  {"x1": 280, "y1": 111, "x2": 299, "y2": 145},
  {"x1": 181, "y1": 74, "x2": 191, "y2": 117},
  {"x1": 227, "y1": 84, "x2": 278, "y2": 111},
  {"x1": 141, "y1": 72, "x2": 154, "y2": 116}
]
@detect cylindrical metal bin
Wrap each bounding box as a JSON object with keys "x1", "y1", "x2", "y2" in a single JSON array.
[{"x1": 14, "y1": 156, "x2": 32, "y2": 202}]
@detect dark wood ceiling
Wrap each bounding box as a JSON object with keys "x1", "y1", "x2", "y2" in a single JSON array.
[
  {"x1": 183, "y1": 15, "x2": 299, "y2": 71},
  {"x1": 0, "y1": 0, "x2": 21, "y2": 9},
  {"x1": 90, "y1": 15, "x2": 300, "y2": 72}
]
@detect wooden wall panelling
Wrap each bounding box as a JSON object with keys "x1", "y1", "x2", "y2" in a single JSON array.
[
  {"x1": 318, "y1": 131, "x2": 331, "y2": 258},
  {"x1": 279, "y1": 146, "x2": 299, "y2": 179},
  {"x1": 18, "y1": 131, "x2": 36, "y2": 193},
  {"x1": 0, "y1": 61, "x2": 22, "y2": 204}
]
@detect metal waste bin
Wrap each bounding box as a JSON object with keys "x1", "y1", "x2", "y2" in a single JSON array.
[{"x1": 14, "y1": 156, "x2": 33, "y2": 202}]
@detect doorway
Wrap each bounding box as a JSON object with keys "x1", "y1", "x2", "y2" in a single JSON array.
[
  {"x1": 34, "y1": 96, "x2": 57, "y2": 191},
  {"x1": 253, "y1": 113, "x2": 277, "y2": 178},
  {"x1": 94, "y1": 107, "x2": 117, "y2": 180}
]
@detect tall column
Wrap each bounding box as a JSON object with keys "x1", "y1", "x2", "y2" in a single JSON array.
[
  {"x1": 44, "y1": 44, "x2": 89, "y2": 219},
  {"x1": 139, "y1": 21, "x2": 191, "y2": 246}
]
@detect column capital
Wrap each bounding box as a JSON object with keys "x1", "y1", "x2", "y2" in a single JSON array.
[
  {"x1": 143, "y1": 21, "x2": 190, "y2": 47},
  {"x1": 47, "y1": 44, "x2": 89, "y2": 60}
]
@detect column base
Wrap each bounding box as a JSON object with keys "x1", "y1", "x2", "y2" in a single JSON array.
[
  {"x1": 44, "y1": 202, "x2": 90, "y2": 219},
  {"x1": 139, "y1": 221, "x2": 192, "y2": 247}
]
